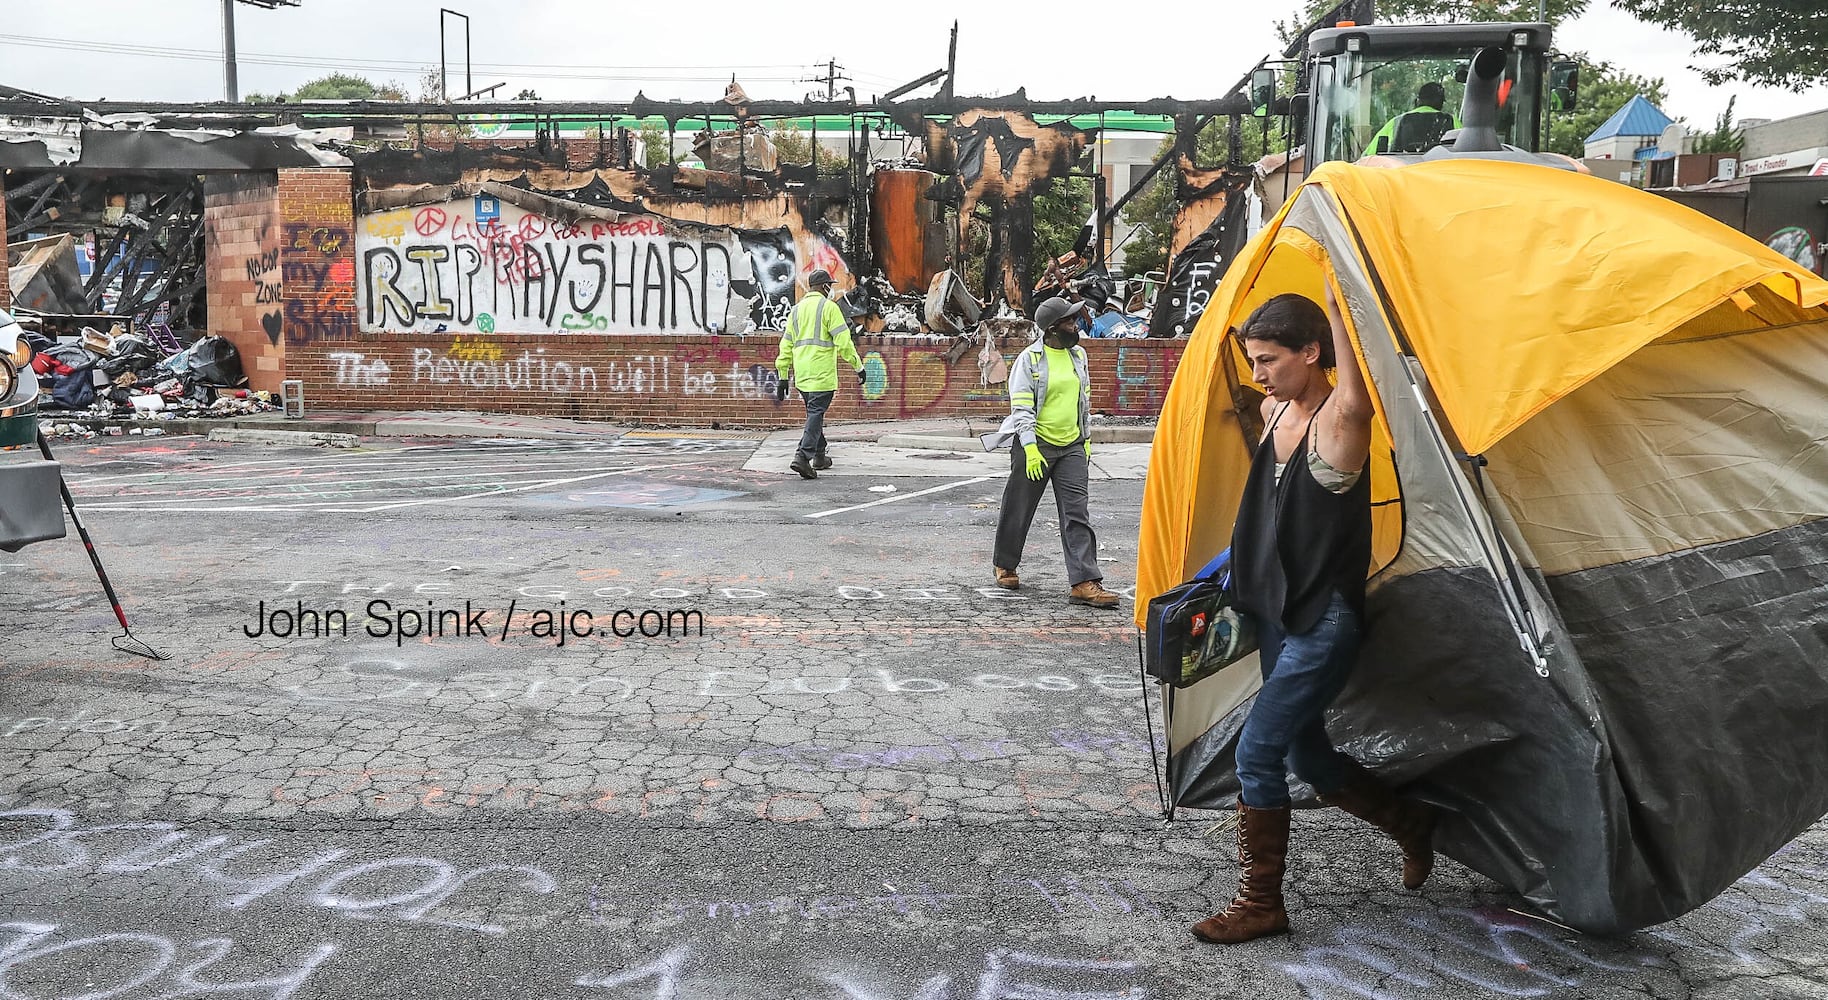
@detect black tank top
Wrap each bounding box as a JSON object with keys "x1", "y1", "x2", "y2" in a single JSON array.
[{"x1": 1230, "y1": 400, "x2": 1373, "y2": 634}]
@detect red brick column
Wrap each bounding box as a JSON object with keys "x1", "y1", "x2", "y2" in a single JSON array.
[
  {"x1": 203, "y1": 173, "x2": 282, "y2": 390},
  {"x1": 276, "y1": 168, "x2": 357, "y2": 363}
]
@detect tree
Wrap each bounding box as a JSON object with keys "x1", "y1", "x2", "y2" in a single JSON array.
[
  {"x1": 514, "y1": 88, "x2": 540, "y2": 101},
  {"x1": 1691, "y1": 95, "x2": 1745, "y2": 155},
  {"x1": 245, "y1": 72, "x2": 406, "y2": 104},
  {"x1": 768, "y1": 122, "x2": 845, "y2": 172},
  {"x1": 1543, "y1": 58, "x2": 1668, "y2": 158},
  {"x1": 1612, "y1": 1, "x2": 1827, "y2": 90},
  {"x1": 406, "y1": 66, "x2": 473, "y2": 142},
  {"x1": 1278, "y1": 0, "x2": 1590, "y2": 40},
  {"x1": 635, "y1": 121, "x2": 673, "y2": 169},
  {"x1": 1366, "y1": 0, "x2": 1588, "y2": 21},
  {"x1": 1030, "y1": 176, "x2": 1093, "y2": 277}
]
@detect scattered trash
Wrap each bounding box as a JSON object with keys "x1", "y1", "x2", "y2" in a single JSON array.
[
  {"x1": 867, "y1": 485, "x2": 897, "y2": 493},
  {"x1": 923, "y1": 270, "x2": 983, "y2": 335}
]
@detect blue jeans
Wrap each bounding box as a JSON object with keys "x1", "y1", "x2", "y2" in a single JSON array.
[
  {"x1": 796, "y1": 389, "x2": 835, "y2": 461},
  {"x1": 1235, "y1": 591, "x2": 1360, "y2": 808}
]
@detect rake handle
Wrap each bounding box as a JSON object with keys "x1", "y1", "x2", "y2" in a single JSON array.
[{"x1": 36, "y1": 430, "x2": 132, "y2": 632}]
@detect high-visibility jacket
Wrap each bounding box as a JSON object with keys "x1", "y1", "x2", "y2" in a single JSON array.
[
  {"x1": 1362, "y1": 104, "x2": 1460, "y2": 157},
  {"x1": 979, "y1": 339, "x2": 1091, "y2": 451},
  {"x1": 775, "y1": 291, "x2": 862, "y2": 392}
]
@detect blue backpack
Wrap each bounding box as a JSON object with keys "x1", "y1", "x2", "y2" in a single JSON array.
[{"x1": 1142, "y1": 548, "x2": 1259, "y2": 688}]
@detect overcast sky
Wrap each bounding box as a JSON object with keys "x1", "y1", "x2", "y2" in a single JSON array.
[{"x1": 4, "y1": 1, "x2": 1825, "y2": 130}]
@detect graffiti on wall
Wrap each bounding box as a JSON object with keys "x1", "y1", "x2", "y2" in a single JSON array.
[
  {"x1": 283, "y1": 223, "x2": 357, "y2": 343},
  {"x1": 245, "y1": 225, "x2": 283, "y2": 345},
  {"x1": 356, "y1": 199, "x2": 768, "y2": 336}
]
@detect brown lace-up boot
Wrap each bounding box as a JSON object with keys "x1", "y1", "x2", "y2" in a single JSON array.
[
  {"x1": 1191, "y1": 802, "x2": 1291, "y2": 944},
  {"x1": 1067, "y1": 580, "x2": 1120, "y2": 608},
  {"x1": 1317, "y1": 771, "x2": 1437, "y2": 890}
]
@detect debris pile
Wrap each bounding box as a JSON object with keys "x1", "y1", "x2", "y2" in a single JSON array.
[{"x1": 21, "y1": 320, "x2": 279, "y2": 421}]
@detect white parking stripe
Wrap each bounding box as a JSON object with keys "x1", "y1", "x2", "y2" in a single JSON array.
[{"x1": 803, "y1": 476, "x2": 995, "y2": 520}]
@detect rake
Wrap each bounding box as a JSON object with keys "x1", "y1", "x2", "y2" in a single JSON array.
[{"x1": 35, "y1": 430, "x2": 169, "y2": 661}]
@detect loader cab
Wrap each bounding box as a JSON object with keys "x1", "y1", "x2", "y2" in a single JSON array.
[{"x1": 1299, "y1": 22, "x2": 1561, "y2": 165}]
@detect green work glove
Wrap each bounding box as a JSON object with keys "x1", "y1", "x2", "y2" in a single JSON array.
[
  {"x1": 1084, "y1": 440, "x2": 1092, "y2": 461},
  {"x1": 1024, "y1": 443, "x2": 1046, "y2": 480}
]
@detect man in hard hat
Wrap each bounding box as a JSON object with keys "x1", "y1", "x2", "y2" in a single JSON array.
[
  {"x1": 774, "y1": 269, "x2": 865, "y2": 480},
  {"x1": 980, "y1": 296, "x2": 1120, "y2": 609}
]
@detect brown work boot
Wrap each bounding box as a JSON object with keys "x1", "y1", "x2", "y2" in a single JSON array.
[
  {"x1": 813, "y1": 454, "x2": 833, "y2": 470},
  {"x1": 1068, "y1": 580, "x2": 1120, "y2": 608},
  {"x1": 1191, "y1": 802, "x2": 1292, "y2": 944},
  {"x1": 993, "y1": 566, "x2": 1020, "y2": 590},
  {"x1": 789, "y1": 455, "x2": 817, "y2": 480},
  {"x1": 1317, "y1": 769, "x2": 1438, "y2": 890}
]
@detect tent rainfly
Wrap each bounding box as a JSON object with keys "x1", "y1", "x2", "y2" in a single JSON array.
[{"x1": 1135, "y1": 158, "x2": 1828, "y2": 934}]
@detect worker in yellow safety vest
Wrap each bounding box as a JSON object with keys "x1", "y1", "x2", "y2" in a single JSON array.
[
  {"x1": 774, "y1": 269, "x2": 865, "y2": 480},
  {"x1": 1362, "y1": 83, "x2": 1460, "y2": 157}
]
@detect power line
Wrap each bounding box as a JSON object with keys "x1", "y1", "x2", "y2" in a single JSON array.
[
  {"x1": 796, "y1": 58, "x2": 852, "y2": 101},
  {"x1": 0, "y1": 33, "x2": 809, "y2": 76}
]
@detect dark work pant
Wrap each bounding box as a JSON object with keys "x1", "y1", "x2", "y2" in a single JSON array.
[
  {"x1": 1235, "y1": 591, "x2": 1360, "y2": 808},
  {"x1": 796, "y1": 389, "x2": 835, "y2": 461},
  {"x1": 992, "y1": 438, "x2": 1100, "y2": 585}
]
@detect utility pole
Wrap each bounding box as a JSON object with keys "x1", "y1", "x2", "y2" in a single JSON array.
[
  {"x1": 220, "y1": 0, "x2": 299, "y2": 102},
  {"x1": 222, "y1": 0, "x2": 238, "y2": 102},
  {"x1": 802, "y1": 59, "x2": 852, "y2": 101}
]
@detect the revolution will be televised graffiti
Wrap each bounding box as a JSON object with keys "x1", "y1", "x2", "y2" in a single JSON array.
[{"x1": 357, "y1": 195, "x2": 827, "y2": 335}]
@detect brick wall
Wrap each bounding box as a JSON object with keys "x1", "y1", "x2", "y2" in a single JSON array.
[
  {"x1": 288, "y1": 333, "x2": 1185, "y2": 428},
  {"x1": 276, "y1": 168, "x2": 358, "y2": 371},
  {"x1": 203, "y1": 173, "x2": 281, "y2": 389}
]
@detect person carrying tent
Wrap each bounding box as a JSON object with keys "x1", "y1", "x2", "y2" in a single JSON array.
[
  {"x1": 774, "y1": 268, "x2": 865, "y2": 480},
  {"x1": 1191, "y1": 283, "x2": 1436, "y2": 945},
  {"x1": 1362, "y1": 82, "x2": 1458, "y2": 156},
  {"x1": 982, "y1": 296, "x2": 1121, "y2": 609}
]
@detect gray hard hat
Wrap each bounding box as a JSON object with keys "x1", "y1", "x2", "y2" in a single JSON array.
[
  {"x1": 1032, "y1": 296, "x2": 1087, "y2": 330},
  {"x1": 807, "y1": 268, "x2": 834, "y2": 288}
]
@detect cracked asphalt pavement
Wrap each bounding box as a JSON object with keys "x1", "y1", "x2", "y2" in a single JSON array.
[{"x1": 2, "y1": 433, "x2": 1826, "y2": 999}]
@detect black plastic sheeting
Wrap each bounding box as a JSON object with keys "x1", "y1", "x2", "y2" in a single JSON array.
[
  {"x1": 0, "y1": 130, "x2": 343, "y2": 171},
  {"x1": 1148, "y1": 181, "x2": 1252, "y2": 339},
  {"x1": 1164, "y1": 517, "x2": 1828, "y2": 933}
]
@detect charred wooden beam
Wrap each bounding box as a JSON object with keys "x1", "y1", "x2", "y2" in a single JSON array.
[{"x1": 0, "y1": 93, "x2": 1250, "y2": 129}]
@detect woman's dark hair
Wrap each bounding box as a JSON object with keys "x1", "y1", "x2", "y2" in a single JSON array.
[{"x1": 1238, "y1": 293, "x2": 1334, "y2": 369}]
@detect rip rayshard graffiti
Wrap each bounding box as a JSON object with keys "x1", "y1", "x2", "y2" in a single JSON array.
[{"x1": 357, "y1": 197, "x2": 825, "y2": 336}]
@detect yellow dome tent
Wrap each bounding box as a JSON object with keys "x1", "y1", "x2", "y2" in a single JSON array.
[{"x1": 1135, "y1": 158, "x2": 1828, "y2": 933}]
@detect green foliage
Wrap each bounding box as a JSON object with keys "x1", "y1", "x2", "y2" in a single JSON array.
[
  {"x1": 246, "y1": 73, "x2": 406, "y2": 104},
  {"x1": 514, "y1": 88, "x2": 540, "y2": 101},
  {"x1": 1612, "y1": 0, "x2": 1827, "y2": 89},
  {"x1": 1116, "y1": 119, "x2": 1277, "y2": 279},
  {"x1": 1369, "y1": 0, "x2": 1589, "y2": 21},
  {"x1": 1117, "y1": 163, "x2": 1176, "y2": 280},
  {"x1": 636, "y1": 121, "x2": 673, "y2": 169},
  {"x1": 292, "y1": 73, "x2": 384, "y2": 100},
  {"x1": 1030, "y1": 176, "x2": 1093, "y2": 277},
  {"x1": 1277, "y1": 0, "x2": 1589, "y2": 44},
  {"x1": 1691, "y1": 95, "x2": 1745, "y2": 155},
  {"x1": 769, "y1": 123, "x2": 845, "y2": 171},
  {"x1": 1543, "y1": 57, "x2": 1668, "y2": 157}
]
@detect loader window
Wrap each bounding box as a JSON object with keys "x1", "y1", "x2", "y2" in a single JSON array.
[{"x1": 1315, "y1": 45, "x2": 1543, "y2": 163}]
